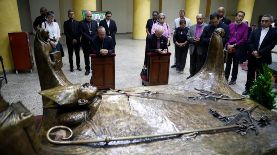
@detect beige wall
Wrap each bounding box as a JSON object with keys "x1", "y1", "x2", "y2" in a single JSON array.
[
  {"x1": 17, "y1": 0, "x2": 33, "y2": 33},
  {"x1": 162, "y1": 0, "x2": 184, "y2": 29},
  {"x1": 151, "y1": 0, "x2": 159, "y2": 13},
  {"x1": 251, "y1": 0, "x2": 277, "y2": 25},
  {"x1": 29, "y1": 0, "x2": 61, "y2": 33},
  {"x1": 17, "y1": 0, "x2": 277, "y2": 34},
  {"x1": 59, "y1": 0, "x2": 73, "y2": 33},
  {"x1": 102, "y1": 0, "x2": 133, "y2": 33}
]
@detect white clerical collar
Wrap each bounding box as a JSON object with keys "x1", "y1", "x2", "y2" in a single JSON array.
[{"x1": 47, "y1": 21, "x2": 53, "y2": 25}]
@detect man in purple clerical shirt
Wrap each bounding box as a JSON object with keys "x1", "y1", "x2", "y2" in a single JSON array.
[
  {"x1": 224, "y1": 11, "x2": 248, "y2": 85},
  {"x1": 187, "y1": 14, "x2": 207, "y2": 78}
]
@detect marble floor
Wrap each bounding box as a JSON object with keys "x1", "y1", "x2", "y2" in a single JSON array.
[{"x1": 1, "y1": 34, "x2": 276, "y2": 115}]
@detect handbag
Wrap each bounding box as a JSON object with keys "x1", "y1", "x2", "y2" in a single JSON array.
[{"x1": 140, "y1": 66, "x2": 148, "y2": 81}]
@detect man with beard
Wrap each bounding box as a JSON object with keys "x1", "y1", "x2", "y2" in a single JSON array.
[
  {"x1": 224, "y1": 11, "x2": 248, "y2": 85},
  {"x1": 187, "y1": 14, "x2": 207, "y2": 79}
]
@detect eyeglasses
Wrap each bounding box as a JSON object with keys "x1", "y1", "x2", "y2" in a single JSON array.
[{"x1": 261, "y1": 20, "x2": 270, "y2": 23}]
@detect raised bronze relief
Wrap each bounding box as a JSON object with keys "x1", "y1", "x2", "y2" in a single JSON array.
[{"x1": 1, "y1": 28, "x2": 277, "y2": 155}]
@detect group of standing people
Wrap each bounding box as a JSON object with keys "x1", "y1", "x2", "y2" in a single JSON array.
[
  {"x1": 33, "y1": 7, "x2": 117, "y2": 76},
  {"x1": 144, "y1": 7, "x2": 277, "y2": 95}
]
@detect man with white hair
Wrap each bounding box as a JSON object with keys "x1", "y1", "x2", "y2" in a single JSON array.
[
  {"x1": 144, "y1": 25, "x2": 168, "y2": 66},
  {"x1": 80, "y1": 10, "x2": 98, "y2": 75}
]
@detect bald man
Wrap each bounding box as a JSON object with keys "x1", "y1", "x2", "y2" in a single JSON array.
[
  {"x1": 144, "y1": 26, "x2": 168, "y2": 66},
  {"x1": 92, "y1": 27, "x2": 114, "y2": 55},
  {"x1": 33, "y1": 7, "x2": 47, "y2": 31},
  {"x1": 217, "y1": 7, "x2": 231, "y2": 25},
  {"x1": 80, "y1": 10, "x2": 98, "y2": 75}
]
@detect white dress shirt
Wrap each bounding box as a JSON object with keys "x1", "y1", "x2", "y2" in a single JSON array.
[
  {"x1": 173, "y1": 17, "x2": 192, "y2": 29},
  {"x1": 106, "y1": 19, "x2": 110, "y2": 28},
  {"x1": 42, "y1": 21, "x2": 61, "y2": 41},
  {"x1": 258, "y1": 27, "x2": 269, "y2": 49}
]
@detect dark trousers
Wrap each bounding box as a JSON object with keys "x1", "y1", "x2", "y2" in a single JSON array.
[
  {"x1": 225, "y1": 52, "x2": 239, "y2": 81},
  {"x1": 245, "y1": 54, "x2": 264, "y2": 91},
  {"x1": 83, "y1": 49, "x2": 91, "y2": 72},
  {"x1": 175, "y1": 46, "x2": 188, "y2": 71},
  {"x1": 198, "y1": 52, "x2": 207, "y2": 72},
  {"x1": 144, "y1": 51, "x2": 148, "y2": 66},
  {"x1": 190, "y1": 49, "x2": 197, "y2": 75},
  {"x1": 66, "y1": 41, "x2": 80, "y2": 69}
]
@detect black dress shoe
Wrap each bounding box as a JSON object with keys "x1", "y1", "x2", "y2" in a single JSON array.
[
  {"x1": 70, "y1": 68, "x2": 74, "y2": 72},
  {"x1": 229, "y1": 80, "x2": 236, "y2": 85},
  {"x1": 77, "y1": 67, "x2": 82, "y2": 71},
  {"x1": 242, "y1": 90, "x2": 248, "y2": 95},
  {"x1": 85, "y1": 71, "x2": 90, "y2": 76},
  {"x1": 171, "y1": 64, "x2": 176, "y2": 68},
  {"x1": 186, "y1": 75, "x2": 193, "y2": 79}
]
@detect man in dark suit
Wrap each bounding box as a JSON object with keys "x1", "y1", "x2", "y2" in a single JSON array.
[
  {"x1": 99, "y1": 11, "x2": 117, "y2": 47},
  {"x1": 243, "y1": 14, "x2": 277, "y2": 95},
  {"x1": 80, "y1": 10, "x2": 98, "y2": 75},
  {"x1": 200, "y1": 13, "x2": 229, "y2": 62},
  {"x1": 187, "y1": 13, "x2": 207, "y2": 78},
  {"x1": 92, "y1": 27, "x2": 115, "y2": 55},
  {"x1": 217, "y1": 7, "x2": 231, "y2": 25},
  {"x1": 64, "y1": 9, "x2": 81, "y2": 72},
  {"x1": 144, "y1": 25, "x2": 168, "y2": 66},
  {"x1": 33, "y1": 7, "x2": 47, "y2": 31}
]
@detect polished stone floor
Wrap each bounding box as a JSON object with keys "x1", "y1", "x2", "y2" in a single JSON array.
[{"x1": 1, "y1": 34, "x2": 276, "y2": 115}]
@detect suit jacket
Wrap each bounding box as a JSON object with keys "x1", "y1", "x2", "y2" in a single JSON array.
[
  {"x1": 187, "y1": 23, "x2": 207, "y2": 55},
  {"x1": 146, "y1": 19, "x2": 158, "y2": 35},
  {"x1": 146, "y1": 34, "x2": 168, "y2": 52},
  {"x1": 99, "y1": 19, "x2": 117, "y2": 44},
  {"x1": 80, "y1": 20, "x2": 98, "y2": 51},
  {"x1": 248, "y1": 27, "x2": 277, "y2": 64},
  {"x1": 220, "y1": 17, "x2": 231, "y2": 25},
  {"x1": 63, "y1": 19, "x2": 81, "y2": 44},
  {"x1": 92, "y1": 36, "x2": 115, "y2": 55},
  {"x1": 200, "y1": 23, "x2": 230, "y2": 48}
]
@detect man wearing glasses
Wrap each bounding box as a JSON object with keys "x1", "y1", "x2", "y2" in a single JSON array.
[
  {"x1": 80, "y1": 10, "x2": 98, "y2": 75},
  {"x1": 243, "y1": 14, "x2": 277, "y2": 95},
  {"x1": 99, "y1": 11, "x2": 117, "y2": 47},
  {"x1": 224, "y1": 11, "x2": 248, "y2": 85}
]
